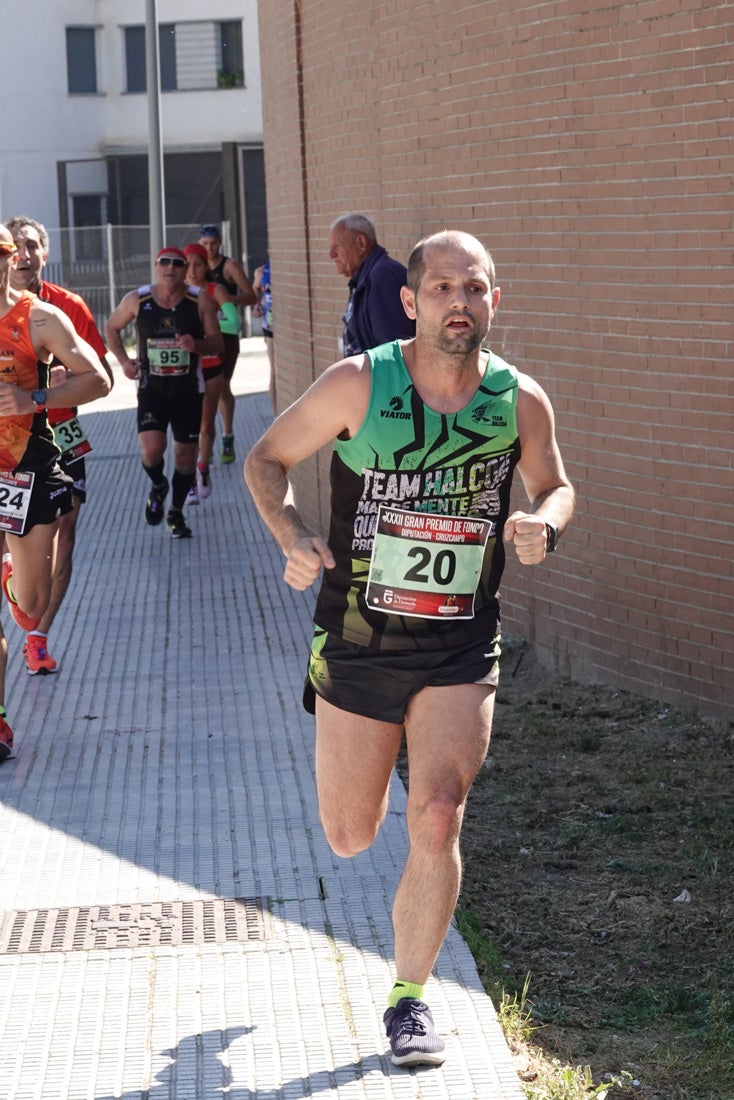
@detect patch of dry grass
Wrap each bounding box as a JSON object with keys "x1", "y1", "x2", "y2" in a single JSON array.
[{"x1": 457, "y1": 642, "x2": 734, "y2": 1099}]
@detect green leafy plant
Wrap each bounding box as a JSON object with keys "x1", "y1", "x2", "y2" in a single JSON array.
[
  {"x1": 217, "y1": 69, "x2": 243, "y2": 89},
  {"x1": 452, "y1": 910, "x2": 634, "y2": 1099},
  {"x1": 525, "y1": 1063, "x2": 634, "y2": 1100}
]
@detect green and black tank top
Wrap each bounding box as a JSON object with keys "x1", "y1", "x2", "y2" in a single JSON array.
[{"x1": 313, "y1": 339, "x2": 521, "y2": 651}]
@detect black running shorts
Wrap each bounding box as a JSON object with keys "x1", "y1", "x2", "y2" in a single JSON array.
[
  {"x1": 137, "y1": 386, "x2": 203, "y2": 444},
  {"x1": 16, "y1": 465, "x2": 74, "y2": 535},
  {"x1": 304, "y1": 626, "x2": 501, "y2": 724},
  {"x1": 220, "y1": 334, "x2": 240, "y2": 381},
  {"x1": 60, "y1": 454, "x2": 87, "y2": 503}
]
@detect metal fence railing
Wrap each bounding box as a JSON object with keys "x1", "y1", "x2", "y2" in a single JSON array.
[{"x1": 42, "y1": 222, "x2": 235, "y2": 331}]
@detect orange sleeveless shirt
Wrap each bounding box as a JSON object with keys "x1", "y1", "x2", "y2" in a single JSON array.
[{"x1": 0, "y1": 292, "x2": 57, "y2": 472}]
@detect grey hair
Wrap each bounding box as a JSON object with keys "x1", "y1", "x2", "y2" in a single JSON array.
[
  {"x1": 5, "y1": 214, "x2": 50, "y2": 254},
  {"x1": 329, "y1": 213, "x2": 377, "y2": 245}
]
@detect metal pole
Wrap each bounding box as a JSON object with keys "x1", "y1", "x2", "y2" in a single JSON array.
[
  {"x1": 106, "y1": 223, "x2": 116, "y2": 316},
  {"x1": 145, "y1": 0, "x2": 165, "y2": 274}
]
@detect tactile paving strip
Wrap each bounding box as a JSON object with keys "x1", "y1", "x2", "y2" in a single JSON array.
[{"x1": 0, "y1": 897, "x2": 270, "y2": 954}]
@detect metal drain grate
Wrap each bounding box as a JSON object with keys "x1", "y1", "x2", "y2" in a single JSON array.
[{"x1": 0, "y1": 898, "x2": 270, "y2": 954}]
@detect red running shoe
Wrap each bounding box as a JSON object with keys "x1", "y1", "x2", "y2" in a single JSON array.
[
  {"x1": 23, "y1": 633, "x2": 58, "y2": 675},
  {"x1": 1, "y1": 554, "x2": 41, "y2": 632},
  {"x1": 0, "y1": 712, "x2": 13, "y2": 763}
]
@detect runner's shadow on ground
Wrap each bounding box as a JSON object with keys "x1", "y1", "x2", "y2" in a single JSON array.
[
  {"x1": 0, "y1": 388, "x2": 380, "y2": 903},
  {"x1": 92, "y1": 1025, "x2": 404, "y2": 1099}
]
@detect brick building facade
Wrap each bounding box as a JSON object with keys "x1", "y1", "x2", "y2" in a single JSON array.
[{"x1": 257, "y1": 0, "x2": 733, "y2": 721}]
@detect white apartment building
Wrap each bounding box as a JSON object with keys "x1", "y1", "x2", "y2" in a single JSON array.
[{"x1": 0, "y1": 0, "x2": 265, "y2": 275}]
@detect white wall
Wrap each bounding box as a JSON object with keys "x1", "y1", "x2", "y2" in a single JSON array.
[
  {"x1": 0, "y1": 1, "x2": 106, "y2": 225},
  {"x1": 0, "y1": 0, "x2": 261, "y2": 226}
]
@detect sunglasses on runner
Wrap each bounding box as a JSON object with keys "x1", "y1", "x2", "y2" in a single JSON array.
[{"x1": 158, "y1": 256, "x2": 186, "y2": 268}]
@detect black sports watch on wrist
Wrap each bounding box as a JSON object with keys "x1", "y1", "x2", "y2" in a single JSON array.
[
  {"x1": 544, "y1": 521, "x2": 559, "y2": 553},
  {"x1": 31, "y1": 389, "x2": 47, "y2": 413}
]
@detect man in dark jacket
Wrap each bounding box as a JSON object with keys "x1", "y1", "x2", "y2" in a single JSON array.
[{"x1": 328, "y1": 214, "x2": 415, "y2": 355}]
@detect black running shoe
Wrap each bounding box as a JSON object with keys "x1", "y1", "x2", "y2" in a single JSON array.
[
  {"x1": 383, "y1": 998, "x2": 446, "y2": 1067},
  {"x1": 145, "y1": 478, "x2": 169, "y2": 525},
  {"x1": 166, "y1": 508, "x2": 192, "y2": 539}
]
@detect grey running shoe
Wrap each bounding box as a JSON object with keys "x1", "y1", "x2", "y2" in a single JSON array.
[
  {"x1": 383, "y1": 998, "x2": 446, "y2": 1067},
  {"x1": 145, "y1": 478, "x2": 169, "y2": 525},
  {"x1": 166, "y1": 508, "x2": 192, "y2": 539}
]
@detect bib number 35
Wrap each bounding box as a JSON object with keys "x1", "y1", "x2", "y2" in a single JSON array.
[{"x1": 53, "y1": 416, "x2": 92, "y2": 462}]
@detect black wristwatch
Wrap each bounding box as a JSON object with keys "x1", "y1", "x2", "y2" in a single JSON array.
[
  {"x1": 544, "y1": 521, "x2": 559, "y2": 553},
  {"x1": 31, "y1": 389, "x2": 48, "y2": 414}
]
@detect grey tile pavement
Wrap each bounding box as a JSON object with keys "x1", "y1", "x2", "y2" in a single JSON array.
[{"x1": 0, "y1": 340, "x2": 524, "y2": 1100}]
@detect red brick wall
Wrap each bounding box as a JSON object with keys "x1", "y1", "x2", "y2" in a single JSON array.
[{"x1": 257, "y1": 0, "x2": 734, "y2": 720}]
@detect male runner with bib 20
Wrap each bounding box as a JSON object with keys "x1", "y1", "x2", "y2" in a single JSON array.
[{"x1": 245, "y1": 231, "x2": 575, "y2": 1067}]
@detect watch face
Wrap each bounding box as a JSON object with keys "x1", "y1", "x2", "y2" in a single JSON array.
[{"x1": 32, "y1": 390, "x2": 46, "y2": 404}]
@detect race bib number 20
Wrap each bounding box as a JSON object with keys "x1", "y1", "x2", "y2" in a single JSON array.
[{"x1": 365, "y1": 505, "x2": 493, "y2": 619}]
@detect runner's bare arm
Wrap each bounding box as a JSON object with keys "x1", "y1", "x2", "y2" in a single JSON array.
[
  {"x1": 504, "y1": 373, "x2": 575, "y2": 564},
  {"x1": 103, "y1": 291, "x2": 141, "y2": 378},
  {"x1": 177, "y1": 290, "x2": 223, "y2": 357},
  {"x1": 66, "y1": 297, "x2": 115, "y2": 389},
  {"x1": 252, "y1": 266, "x2": 264, "y2": 317},
  {"x1": 28, "y1": 302, "x2": 110, "y2": 408},
  {"x1": 223, "y1": 258, "x2": 257, "y2": 308},
  {"x1": 244, "y1": 356, "x2": 371, "y2": 588}
]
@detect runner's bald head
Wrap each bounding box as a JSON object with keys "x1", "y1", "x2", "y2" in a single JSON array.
[{"x1": 407, "y1": 231, "x2": 495, "y2": 293}]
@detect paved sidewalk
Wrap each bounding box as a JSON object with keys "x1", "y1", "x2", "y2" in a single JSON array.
[{"x1": 0, "y1": 340, "x2": 524, "y2": 1100}]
